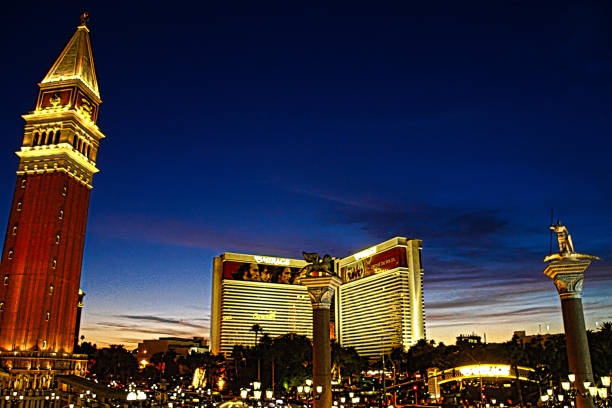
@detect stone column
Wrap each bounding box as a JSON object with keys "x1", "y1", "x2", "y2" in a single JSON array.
[
  {"x1": 544, "y1": 261, "x2": 595, "y2": 408},
  {"x1": 301, "y1": 276, "x2": 342, "y2": 408}
]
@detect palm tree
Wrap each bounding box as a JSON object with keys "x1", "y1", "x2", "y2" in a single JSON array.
[
  {"x1": 251, "y1": 324, "x2": 263, "y2": 381},
  {"x1": 251, "y1": 324, "x2": 263, "y2": 346}
]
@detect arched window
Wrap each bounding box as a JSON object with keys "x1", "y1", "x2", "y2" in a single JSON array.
[
  {"x1": 8, "y1": 250, "x2": 14, "y2": 260},
  {"x1": 12, "y1": 225, "x2": 17, "y2": 235},
  {"x1": 86, "y1": 145, "x2": 91, "y2": 158},
  {"x1": 53, "y1": 130, "x2": 60, "y2": 144},
  {"x1": 3, "y1": 275, "x2": 8, "y2": 285},
  {"x1": 0, "y1": 302, "x2": 4, "y2": 311},
  {"x1": 58, "y1": 209, "x2": 64, "y2": 219},
  {"x1": 45, "y1": 311, "x2": 50, "y2": 321},
  {"x1": 55, "y1": 233, "x2": 61, "y2": 245},
  {"x1": 33, "y1": 133, "x2": 39, "y2": 146},
  {"x1": 45, "y1": 131, "x2": 52, "y2": 145},
  {"x1": 21, "y1": 179, "x2": 26, "y2": 189},
  {"x1": 16, "y1": 202, "x2": 22, "y2": 211},
  {"x1": 49, "y1": 284, "x2": 54, "y2": 295},
  {"x1": 72, "y1": 135, "x2": 77, "y2": 147},
  {"x1": 51, "y1": 258, "x2": 57, "y2": 269}
]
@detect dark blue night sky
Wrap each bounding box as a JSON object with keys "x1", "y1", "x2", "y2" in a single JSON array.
[{"x1": 0, "y1": 1, "x2": 610, "y2": 346}]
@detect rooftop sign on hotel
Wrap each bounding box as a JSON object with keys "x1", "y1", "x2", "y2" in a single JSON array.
[{"x1": 253, "y1": 256, "x2": 291, "y2": 266}]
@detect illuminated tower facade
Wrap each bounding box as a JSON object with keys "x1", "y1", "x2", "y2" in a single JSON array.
[
  {"x1": 336, "y1": 237, "x2": 425, "y2": 358},
  {"x1": 0, "y1": 15, "x2": 104, "y2": 357}
]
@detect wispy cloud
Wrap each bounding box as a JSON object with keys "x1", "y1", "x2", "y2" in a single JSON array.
[
  {"x1": 81, "y1": 313, "x2": 210, "y2": 348},
  {"x1": 116, "y1": 314, "x2": 208, "y2": 330}
]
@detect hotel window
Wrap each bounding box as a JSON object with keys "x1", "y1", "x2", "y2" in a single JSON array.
[
  {"x1": 3, "y1": 275, "x2": 8, "y2": 285},
  {"x1": 8, "y1": 250, "x2": 14, "y2": 260},
  {"x1": 12, "y1": 225, "x2": 17, "y2": 235},
  {"x1": 51, "y1": 258, "x2": 57, "y2": 269},
  {"x1": 45, "y1": 311, "x2": 50, "y2": 321},
  {"x1": 58, "y1": 209, "x2": 64, "y2": 219},
  {"x1": 49, "y1": 284, "x2": 54, "y2": 295}
]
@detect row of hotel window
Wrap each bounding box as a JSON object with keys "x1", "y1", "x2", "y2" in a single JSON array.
[{"x1": 31, "y1": 130, "x2": 92, "y2": 159}]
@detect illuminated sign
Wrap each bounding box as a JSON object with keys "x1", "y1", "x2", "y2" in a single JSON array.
[
  {"x1": 341, "y1": 247, "x2": 406, "y2": 283},
  {"x1": 253, "y1": 311, "x2": 276, "y2": 320},
  {"x1": 353, "y1": 246, "x2": 377, "y2": 260},
  {"x1": 459, "y1": 365, "x2": 511, "y2": 377},
  {"x1": 253, "y1": 256, "x2": 290, "y2": 266}
]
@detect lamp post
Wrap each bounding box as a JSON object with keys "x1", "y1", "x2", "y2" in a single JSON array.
[{"x1": 296, "y1": 379, "x2": 323, "y2": 407}]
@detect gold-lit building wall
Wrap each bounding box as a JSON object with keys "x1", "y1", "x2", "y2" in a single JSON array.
[
  {"x1": 336, "y1": 238, "x2": 425, "y2": 358},
  {"x1": 218, "y1": 280, "x2": 312, "y2": 354},
  {"x1": 210, "y1": 253, "x2": 312, "y2": 355}
]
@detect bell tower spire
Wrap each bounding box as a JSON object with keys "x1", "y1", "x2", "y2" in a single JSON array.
[
  {"x1": 41, "y1": 11, "x2": 99, "y2": 98},
  {"x1": 0, "y1": 13, "x2": 105, "y2": 362}
]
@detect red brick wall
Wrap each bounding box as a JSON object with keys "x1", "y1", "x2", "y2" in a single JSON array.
[{"x1": 0, "y1": 172, "x2": 90, "y2": 353}]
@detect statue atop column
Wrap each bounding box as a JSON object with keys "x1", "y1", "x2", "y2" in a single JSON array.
[
  {"x1": 299, "y1": 251, "x2": 342, "y2": 408},
  {"x1": 551, "y1": 221, "x2": 575, "y2": 254},
  {"x1": 542, "y1": 221, "x2": 600, "y2": 408},
  {"x1": 297, "y1": 252, "x2": 337, "y2": 279},
  {"x1": 544, "y1": 222, "x2": 600, "y2": 263}
]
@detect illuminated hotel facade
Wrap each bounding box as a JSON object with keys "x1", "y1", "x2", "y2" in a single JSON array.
[
  {"x1": 336, "y1": 237, "x2": 424, "y2": 358},
  {"x1": 210, "y1": 237, "x2": 425, "y2": 358},
  {"x1": 210, "y1": 253, "x2": 313, "y2": 355}
]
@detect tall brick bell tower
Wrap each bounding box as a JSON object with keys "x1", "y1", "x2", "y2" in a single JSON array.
[{"x1": 0, "y1": 13, "x2": 104, "y2": 388}]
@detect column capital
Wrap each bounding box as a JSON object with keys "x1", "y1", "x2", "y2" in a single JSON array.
[
  {"x1": 543, "y1": 259, "x2": 591, "y2": 299},
  {"x1": 553, "y1": 273, "x2": 584, "y2": 299},
  {"x1": 301, "y1": 276, "x2": 342, "y2": 309}
]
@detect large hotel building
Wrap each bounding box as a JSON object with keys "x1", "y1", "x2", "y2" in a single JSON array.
[{"x1": 210, "y1": 237, "x2": 425, "y2": 358}]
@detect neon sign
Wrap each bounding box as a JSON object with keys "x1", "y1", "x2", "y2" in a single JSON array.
[
  {"x1": 253, "y1": 256, "x2": 290, "y2": 266},
  {"x1": 253, "y1": 311, "x2": 276, "y2": 320},
  {"x1": 353, "y1": 246, "x2": 377, "y2": 260},
  {"x1": 459, "y1": 365, "x2": 511, "y2": 377}
]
